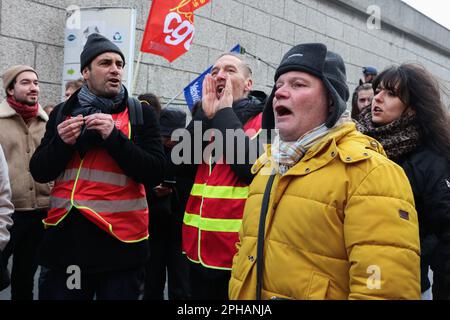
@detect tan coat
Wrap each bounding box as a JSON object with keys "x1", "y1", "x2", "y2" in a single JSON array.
[
  {"x1": 0, "y1": 144, "x2": 14, "y2": 250},
  {"x1": 0, "y1": 99, "x2": 50, "y2": 211}
]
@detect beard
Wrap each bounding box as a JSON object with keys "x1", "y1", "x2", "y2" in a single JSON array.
[
  {"x1": 16, "y1": 98, "x2": 37, "y2": 107},
  {"x1": 15, "y1": 95, "x2": 38, "y2": 106}
]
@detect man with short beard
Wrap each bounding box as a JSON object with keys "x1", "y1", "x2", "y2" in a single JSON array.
[
  {"x1": 30, "y1": 33, "x2": 165, "y2": 300},
  {"x1": 0, "y1": 65, "x2": 50, "y2": 300}
]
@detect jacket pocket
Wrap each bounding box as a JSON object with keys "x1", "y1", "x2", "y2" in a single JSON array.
[
  {"x1": 231, "y1": 237, "x2": 257, "y2": 282},
  {"x1": 306, "y1": 272, "x2": 330, "y2": 300}
]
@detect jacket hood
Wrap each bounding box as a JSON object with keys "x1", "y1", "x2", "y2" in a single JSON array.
[{"x1": 233, "y1": 90, "x2": 267, "y2": 125}]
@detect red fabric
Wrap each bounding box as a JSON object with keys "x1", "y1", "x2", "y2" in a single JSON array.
[
  {"x1": 6, "y1": 96, "x2": 38, "y2": 122},
  {"x1": 140, "y1": 0, "x2": 210, "y2": 62},
  {"x1": 182, "y1": 113, "x2": 263, "y2": 269},
  {"x1": 45, "y1": 109, "x2": 149, "y2": 242}
]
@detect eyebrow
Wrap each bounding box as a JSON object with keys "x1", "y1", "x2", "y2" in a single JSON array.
[
  {"x1": 98, "y1": 58, "x2": 123, "y2": 65},
  {"x1": 276, "y1": 76, "x2": 311, "y2": 84},
  {"x1": 211, "y1": 64, "x2": 238, "y2": 72},
  {"x1": 19, "y1": 78, "x2": 38, "y2": 83}
]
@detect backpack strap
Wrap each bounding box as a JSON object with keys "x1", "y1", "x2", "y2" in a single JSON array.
[{"x1": 127, "y1": 97, "x2": 144, "y2": 126}]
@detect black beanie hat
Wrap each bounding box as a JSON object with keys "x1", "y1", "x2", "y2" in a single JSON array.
[
  {"x1": 80, "y1": 33, "x2": 125, "y2": 72},
  {"x1": 262, "y1": 43, "x2": 349, "y2": 130}
]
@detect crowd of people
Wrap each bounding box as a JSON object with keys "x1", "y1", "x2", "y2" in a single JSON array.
[{"x1": 0, "y1": 32, "x2": 449, "y2": 300}]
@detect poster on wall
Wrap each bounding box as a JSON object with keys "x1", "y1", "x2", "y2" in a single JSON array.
[{"x1": 62, "y1": 7, "x2": 136, "y2": 99}]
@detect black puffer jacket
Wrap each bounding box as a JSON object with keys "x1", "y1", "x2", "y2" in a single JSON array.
[{"x1": 398, "y1": 146, "x2": 450, "y2": 291}]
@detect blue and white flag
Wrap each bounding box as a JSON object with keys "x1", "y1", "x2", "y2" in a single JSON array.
[{"x1": 183, "y1": 44, "x2": 242, "y2": 110}]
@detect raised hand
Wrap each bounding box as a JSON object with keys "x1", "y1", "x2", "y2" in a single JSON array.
[
  {"x1": 202, "y1": 74, "x2": 233, "y2": 119},
  {"x1": 217, "y1": 75, "x2": 233, "y2": 110},
  {"x1": 202, "y1": 74, "x2": 219, "y2": 119},
  {"x1": 84, "y1": 113, "x2": 115, "y2": 140}
]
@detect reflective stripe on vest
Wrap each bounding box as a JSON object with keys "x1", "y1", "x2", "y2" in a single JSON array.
[
  {"x1": 183, "y1": 212, "x2": 242, "y2": 232},
  {"x1": 51, "y1": 196, "x2": 148, "y2": 213},
  {"x1": 190, "y1": 184, "x2": 249, "y2": 199},
  {"x1": 58, "y1": 168, "x2": 128, "y2": 187}
]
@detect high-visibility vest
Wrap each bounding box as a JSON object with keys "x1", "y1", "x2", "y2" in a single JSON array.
[
  {"x1": 44, "y1": 108, "x2": 149, "y2": 243},
  {"x1": 182, "y1": 113, "x2": 262, "y2": 269}
]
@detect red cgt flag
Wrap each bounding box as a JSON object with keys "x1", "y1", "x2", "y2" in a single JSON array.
[{"x1": 140, "y1": 0, "x2": 210, "y2": 62}]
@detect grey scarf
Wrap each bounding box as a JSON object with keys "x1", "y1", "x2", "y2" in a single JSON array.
[{"x1": 78, "y1": 84, "x2": 125, "y2": 114}]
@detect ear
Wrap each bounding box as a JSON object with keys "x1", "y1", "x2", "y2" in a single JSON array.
[
  {"x1": 81, "y1": 67, "x2": 89, "y2": 80},
  {"x1": 6, "y1": 87, "x2": 14, "y2": 97},
  {"x1": 244, "y1": 78, "x2": 253, "y2": 94}
]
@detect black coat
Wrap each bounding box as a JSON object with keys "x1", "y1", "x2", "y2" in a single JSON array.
[
  {"x1": 398, "y1": 146, "x2": 450, "y2": 291},
  {"x1": 29, "y1": 90, "x2": 166, "y2": 273}
]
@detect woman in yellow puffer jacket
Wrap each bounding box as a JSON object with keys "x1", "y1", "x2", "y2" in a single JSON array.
[{"x1": 229, "y1": 43, "x2": 421, "y2": 300}]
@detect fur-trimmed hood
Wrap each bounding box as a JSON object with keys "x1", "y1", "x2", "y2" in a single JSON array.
[{"x1": 0, "y1": 98, "x2": 48, "y2": 121}]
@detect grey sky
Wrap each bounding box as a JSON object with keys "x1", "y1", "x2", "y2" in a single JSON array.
[{"x1": 401, "y1": 0, "x2": 450, "y2": 29}]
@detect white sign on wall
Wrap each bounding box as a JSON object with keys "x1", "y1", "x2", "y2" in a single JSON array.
[{"x1": 62, "y1": 7, "x2": 136, "y2": 100}]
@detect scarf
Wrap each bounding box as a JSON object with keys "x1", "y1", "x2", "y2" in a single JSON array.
[
  {"x1": 232, "y1": 91, "x2": 266, "y2": 124},
  {"x1": 73, "y1": 84, "x2": 125, "y2": 157},
  {"x1": 356, "y1": 107, "x2": 422, "y2": 162},
  {"x1": 271, "y1": 112, "x2": 352, "y2": 175},
  {"x1": 78, "y1": 84, "x2": 125, "y2": 114},
  {"x1": 7, "y1": 96, "x2": 38, "y2": 122}
]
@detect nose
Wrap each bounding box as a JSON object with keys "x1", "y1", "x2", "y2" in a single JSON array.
[
  {"x1": 109, "y1": 63, "x2": 121, "y2": 74},
  {"x1": 30, "y1": 82, "x2": 39, "y2": 91},
  {"x1": 274, "y1": 85, "x2": 289, "y2": 100},
  {"x1": 215, "y1": 69, "x2": 227, "y2": 80},
  {"x1": 373, "y1": 90, "x2": 383, "y2": 103}
]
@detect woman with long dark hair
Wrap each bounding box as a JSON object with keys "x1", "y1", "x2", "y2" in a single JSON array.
[{"x1": 357, "y1": 63, "x2": 450, "y2": 300}]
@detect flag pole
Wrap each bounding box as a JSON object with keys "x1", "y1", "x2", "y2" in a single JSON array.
[
  {"x1": 164, "y1": 90, "x2": 184, "y2": 108},
  {"x1": 131, "y1": 51, "x2": 143, "y2": 96}
]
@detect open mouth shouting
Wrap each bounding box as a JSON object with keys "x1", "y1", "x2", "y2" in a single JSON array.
[
  {"x1": 274, "y1": 105, "x2": 293, "y2": 119},
  {"x1": 216, "y1": 84, "x2": 225, "y2": 99}
]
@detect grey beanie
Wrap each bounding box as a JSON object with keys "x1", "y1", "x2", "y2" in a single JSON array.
[
  {"x1": 80, "y1": 33, "x2": 125, "y2": 72},
  {"x1": 262, "y1": 43, "x2": 349, "y2": 130}
]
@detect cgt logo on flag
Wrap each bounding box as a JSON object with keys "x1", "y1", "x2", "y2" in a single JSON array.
[{"x1": 141, "y1": 0, "x2": 210, "y2": 62}]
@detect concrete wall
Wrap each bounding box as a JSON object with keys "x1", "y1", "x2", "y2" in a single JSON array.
[{"x1": 1, "y1": 0, "x2": 449, "y2": 110}]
